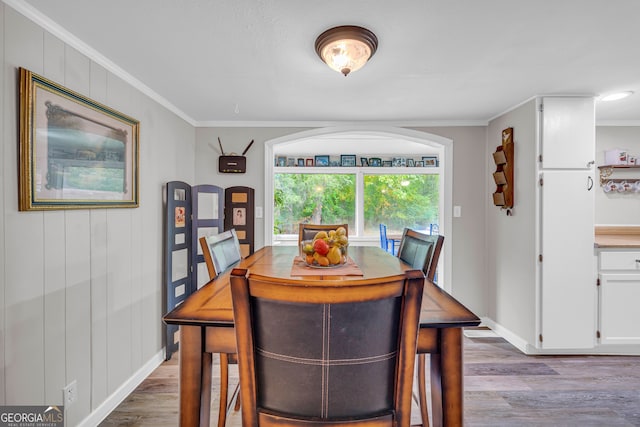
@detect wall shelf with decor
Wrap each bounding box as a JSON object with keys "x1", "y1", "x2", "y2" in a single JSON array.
[
  {"x1": 597, "y1": 165, "x2": 640, "y2": 186},
  {"x1": 274, "y1": 154, "x2": 439, "y2": 168}
]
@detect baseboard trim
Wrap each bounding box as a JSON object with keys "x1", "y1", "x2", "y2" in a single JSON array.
[
  {"x1": 478, "y1": 317, "x2": 531, "y2": 353},
  {"x1": 77, "y1": 349, "x2": 166, "y2": 427}
]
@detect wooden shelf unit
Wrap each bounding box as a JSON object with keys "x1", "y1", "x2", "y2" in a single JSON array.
[
  {"x1": 492, "y1": 128, "x2": 514, "y2": 209},
  {"x1": 597, "y1": 164, "x2": 640, "y2": 186}
]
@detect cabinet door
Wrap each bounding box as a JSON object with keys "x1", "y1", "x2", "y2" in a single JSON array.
[
  {"x1": 540, "y1": 170, "x2": 596, "y2": 349},
  {"x1": 599, "y1": 273, "x2": 640, "y2": 345},
  {"x1": 541, "y1": 97, "x2": 595, "y2": 169}
]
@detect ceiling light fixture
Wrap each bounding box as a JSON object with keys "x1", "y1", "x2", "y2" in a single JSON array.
[
  {"x1": 600, "y1": 91, "x2": 634, "y2": 102},
  {"x1": 315, "y1": 25, "x2": 378, "y2": 76}
]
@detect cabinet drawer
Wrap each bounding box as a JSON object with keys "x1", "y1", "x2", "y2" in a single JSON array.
[{"x1": 600, "y1": 251, "x2": 640, "y2": 270}]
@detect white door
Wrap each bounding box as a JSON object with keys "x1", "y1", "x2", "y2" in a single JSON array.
[
  {"x1": 539, "y1": 170, "x2": 596, "y2": 349},
  {"x1": 541, "y1": 97, "x2": 595, "y2": 169}
]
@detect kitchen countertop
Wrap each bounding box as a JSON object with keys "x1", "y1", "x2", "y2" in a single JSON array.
[{"x1": 594, "y1": 226, "x2": 640, "y2": 248}]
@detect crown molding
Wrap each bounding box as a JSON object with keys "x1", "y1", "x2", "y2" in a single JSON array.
[{"x1": 194, "y1": 119, "x2": 489, "y2": 128}]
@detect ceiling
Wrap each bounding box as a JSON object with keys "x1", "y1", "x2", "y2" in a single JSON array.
[{"x1": 12, "y1": 0, "x2": 640, "y2": 126}]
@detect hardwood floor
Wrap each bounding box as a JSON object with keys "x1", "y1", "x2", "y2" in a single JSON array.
[{"x1": 100, "y1": 331, "x2": 640, "y2": 426}]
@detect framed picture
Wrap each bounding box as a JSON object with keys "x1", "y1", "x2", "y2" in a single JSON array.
[
  {"x1": 287, "y1": 157, "x2": 296, "y2": 167},
  {"x1": 360, "y1": 157, "x2": 369, "y2": 167},
  {"x1": 369, "y1": 157, "x2": 382, "y2": 167},
  {"x1": 297, "y1": 158, "x2": 305, "y2": 167},
  {"x1": 416, "y1": 160, "x2": 425, "y2": 167},
  {"x1": 18, "y1": 68, "x2": 140, "y2": 211},
  {"x1": 341, "y1": 154, "x2": 356, "y2": 167},
  {"x1": 305, "y1": 158, "x2": 314, "y2": 166},
  {"x1": 276, "y1": 156, "x2": 286, "y2": 167},
  {"x1": 233, "y1": 207, "x2": 246, "y2": 226},
  {"x1": 407, "y1": 158, "x2": 415, "y2": 167},
  {"x1": 383, "y1": 160, "x2": 392, "y2": 167},
  {"x1": 392, "y1": 157, "x2": 406, "y2": 167},
  {"x1": 315, "y1": 155, "x2": 330, "y2": 166},
  {"x1": 423, "y1": 156, "x2": 438, "y2": 167}
]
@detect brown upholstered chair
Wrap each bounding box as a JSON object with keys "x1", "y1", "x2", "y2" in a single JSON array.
[
  {"x1": 396, "y1": 228, "x2": 445, "y2": 427},
  {"x1": 199, "y1": 229, "x2": 242, "y2": 426},
  {"x1": 298, "y1": 223, "x2": 348, "y2": 245},
  {"x1": 229, "y1": 267, "x2": 425, "y2": 427},
  {"x1": 396, "y1": 228, "x2": 444, "y2": 282}
]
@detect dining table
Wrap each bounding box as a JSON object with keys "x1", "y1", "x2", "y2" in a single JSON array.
[{"x1": 163, "y1": 245, "x2": 480, "y2": 427}]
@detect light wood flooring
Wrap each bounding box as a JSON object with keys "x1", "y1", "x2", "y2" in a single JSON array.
[{"x1": 100, "y1": 331, "x2": 640, "y2": 426}]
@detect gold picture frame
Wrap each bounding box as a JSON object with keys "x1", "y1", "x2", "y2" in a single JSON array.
[{"x1": 19, "y1": 67, "x2": 140, "y2": 210}]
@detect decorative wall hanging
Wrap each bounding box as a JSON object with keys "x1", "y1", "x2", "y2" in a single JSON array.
[
  {"x1": 18, "y1": 67, "x2": 140, "y2": 210},
  {"x1": 492, "y1": 127, "x2": 514, "y2": 211}
]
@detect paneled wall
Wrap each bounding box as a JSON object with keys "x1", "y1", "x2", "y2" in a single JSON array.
[{"x1": 1, "y1": 5, "x2": 196, "y2": 425}]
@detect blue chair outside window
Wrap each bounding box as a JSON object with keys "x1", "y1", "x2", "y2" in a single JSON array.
[{"x1": 379, "y1": 223, "x2": 398, "y2": 255}]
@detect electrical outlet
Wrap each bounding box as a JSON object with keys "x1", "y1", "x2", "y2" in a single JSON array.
[{"x1": 63, "y1": 380, "x2": 77, "y2": 407}]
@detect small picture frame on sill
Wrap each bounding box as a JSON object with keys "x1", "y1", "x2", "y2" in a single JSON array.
[
  {"x1": 297, "y1": 158, "x2": 305, "y2": 167},
  {"x1": 276, "y1": 156, "x2": 286, "y2": 167},
  {"x1": 341, "y1": 155, "x2": 356, "y2": 167},
  {"x1": 407, "y1": 158, "x2": 415, "y2": 167},
  {"x1": 423, "y1": 156, "x2": 438, "y2": 167},
  {"x1": 383, "y1": 160, "x2": 392, "y2": 167},
  {"x1": 392, "y1": 157, "x2": 406, "y2": 167},
  {"x1": 287, "y1": 158, "x2": 296, "y2": 167},
  {"x1": 315, "y1": 155, "x2": 329, "y2": 166},
  {"x1": 369, "y1": 157, "x2": 382, "y2": 167},
  {"x1": 416, "y1": 160, "x2": 425, "y2": 167},
  {"x1": 306, "y1": 158, "x2": 314, "y2": 166},
  {"x1": 361, "y1": 157, "x2": 369, "y2": 167}
]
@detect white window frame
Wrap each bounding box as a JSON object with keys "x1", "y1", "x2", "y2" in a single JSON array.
[{"x1": 272, "y1": 166, "x2": 442, "y2": 243}]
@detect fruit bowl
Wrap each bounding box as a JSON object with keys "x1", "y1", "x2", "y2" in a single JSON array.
[
  {"x1": 299, "y1": 227, "x2": 349, "y2": 268},
  {"x1": 300, "y1": 239, "x2": 348, "y2": 268}
]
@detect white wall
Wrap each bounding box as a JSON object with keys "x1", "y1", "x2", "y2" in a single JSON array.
[
  {"x1": 1, "y1": 5, "x2": 195, "y2": 425},
  {"x1": 595, "y1": 126, "x2": 640, "y2": 225},
  {"x1": 486, "y1": 100, "x2": 538, "y2": 345},
  {"x1": 194, "y1": 125, "x2": 489, "y2": 317}
]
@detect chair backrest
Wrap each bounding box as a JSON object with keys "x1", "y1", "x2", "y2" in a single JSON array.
[
  {"x1": 396, "y1": 228, "x2": 444, "y2": 282},
  {"x1": 298, "y1": 223, "x2": 348, "y2": 244},
  {"x1": 229, "y1": 268, "x2": 425, "y2": 427},
  {"x1": 199, "y1": 229, "x2": 242, "y2": 280}
]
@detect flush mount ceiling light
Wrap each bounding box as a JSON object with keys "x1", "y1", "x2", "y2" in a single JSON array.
[
  {"x1": 315, "y1": 25, "x2": 378, "y2": 76},
  {"x1": 600, "y1": 91, "x2": 634, "y2": 102}
]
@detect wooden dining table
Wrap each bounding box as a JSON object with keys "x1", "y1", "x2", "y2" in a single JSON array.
[{"x1": 163, "y1": 245, "x2": 480, "y2": 427}]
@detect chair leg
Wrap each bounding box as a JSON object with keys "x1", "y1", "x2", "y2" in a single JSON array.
[
  {"x1": 417, "y1": 354, "x2": 430, "y2": 427},
  {"x1": 217, "y1": 353, "x2": 229, "y2": 427}
]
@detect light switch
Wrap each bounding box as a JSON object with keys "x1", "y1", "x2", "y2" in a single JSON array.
[
  {"x1": 255, "y1": 206, "x2": 263, "y2": 218},
  {"x1": 453, "y1": 205, "x2": 462, "y2": 217}
]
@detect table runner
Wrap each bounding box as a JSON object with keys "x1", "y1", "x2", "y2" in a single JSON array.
[{"x1": 290, "y1": 256, "x2": 364, "y2": 276}]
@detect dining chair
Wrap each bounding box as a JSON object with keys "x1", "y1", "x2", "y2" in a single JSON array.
[
  {"x1": 199, "y1": 229, "x2": 243, "y2": 427},
  {"x1": 396, "y1": 228, "x2": 445, "y2": 427},
  {"x1": 229, "y1": 267, "x2": 425, "y2": 427},
  {"x1": 379, "y1": 223, "x2": 398, "y2": 255},
  {"x1": 298, "y1": 223, "x2": 348, "y2": 245},
  {"x1": 200, "y1": 228, "x2": 242, "y2": 280}
]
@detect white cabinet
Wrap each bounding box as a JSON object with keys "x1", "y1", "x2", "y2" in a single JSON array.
[
  {"x1": 598, "y1": 251, "x2": 640, "y2": 345},
  {"x1": 540, "y1": 97, "x2": 595, "y2": 169},
  {"x1": 537, "y1": 96, "x2": 596, "y2": 350},
  {"x1": 539, "y1": 169, "x2": 596, "y2": 349}
]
